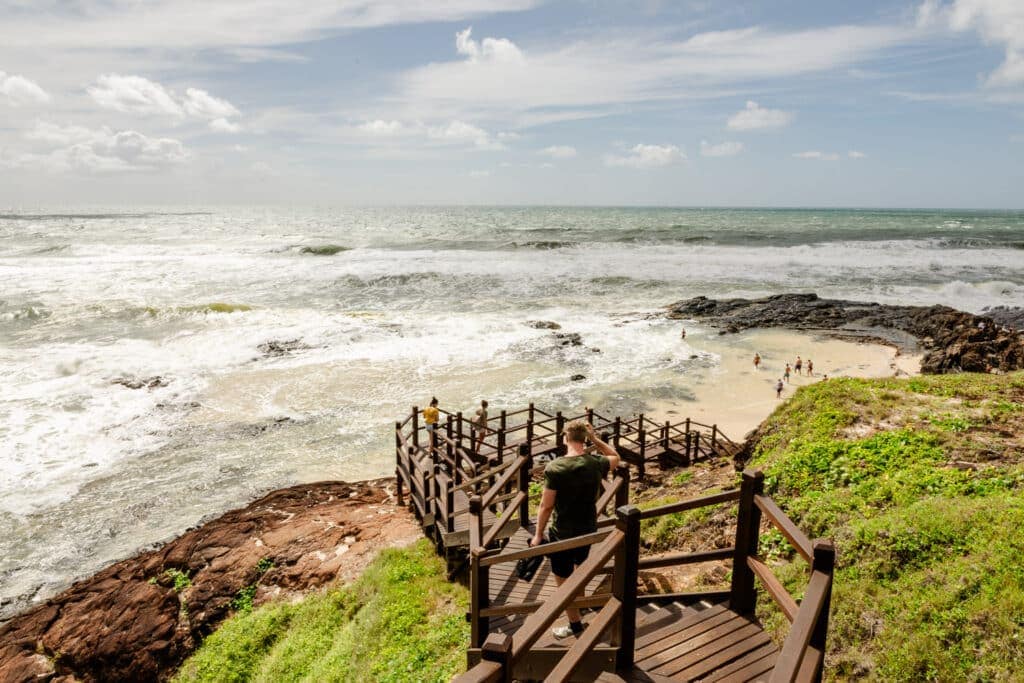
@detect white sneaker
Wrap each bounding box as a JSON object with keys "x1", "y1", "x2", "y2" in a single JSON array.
[{"x1": 552, "y1": 623, "x2": 584, "y2": 639}]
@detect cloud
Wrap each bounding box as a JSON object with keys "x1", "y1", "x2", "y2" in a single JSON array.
[
  {"x1": 539, "y1": 145, "x2": 577, "y2": 159},
  {"x1": 468, "y1": 169, "x2": 491, "y2": 177},
  {"x1": 605, "y1": 144, "x2": 684, "y2": 168},
  {"x1": 726, "y1": 101, "x2": 793, "y2": 131},
  {"x1": 793, "y1": 150, "x2": 839, "y2": 161},
  {"x1": 87, "y1": 75, "x2": 242, "y2": 132},
  {"x1": 700, "y1": 140, "x2": 744, "y2": 157},
  {"x1": 848, "y1": 150, "x2": 866, "y2": 158},
  {"x1": 0, "y1": 1, "x2": 543, "y2": 51},
  {"x1": 428, "y1": 120, "x2": 506, "y2": 150},
  {"x1": 87, "y1": 74, "x2": 184, "y2": 117},
  {"x1": 0, "y1": 71, "x2": 51, "y2": 105},
  {"x1": 455, "y1": 27, "x2": 525, "y2": 64},
  {"x1": 14, "y1": 121, "x2": 189, "y2": 172},
  {"x1": 356, "y1": 119, "x2": 411, "y2": 135},
  {"x1": 925, "y1": 0, "x2": 1024, "y2": 87},
  {"x1": 183, "y1": 88, "x2": 240, "y2": 119},
  {"x1": 209, "y1": 117, "x2": 242, "y2": 133}
]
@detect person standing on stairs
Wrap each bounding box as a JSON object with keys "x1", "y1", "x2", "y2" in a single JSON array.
[{"x1": 530, "y1": 420, "x2": 621, "y2": 639}]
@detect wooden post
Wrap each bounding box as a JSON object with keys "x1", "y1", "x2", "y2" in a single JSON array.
[
  {"x1": 730, "y1": 469, "x2": 765, "y2": 615},
  {"x1": 586, "y1": 407, "x2": 594, "y2": 425},
  {"x1": 411, "y1": 406, "x2": 419, "y2": 449},
  {"x1": 555, "y1": 411, "x2": 565, "y2": 455},
  {"x1": 614, "y1": 464, "x2": 630, "y2": 509},
  {"x1": 528, "y1": 402, "x2": 535, "y2": 423},
  {"x1": 637, "y1": 419, "x2": 646, "y2": 481},
  {"x1": 809, "y1": 539, "x2": 836, "y2": 682},
  {"x1": 614, "y1": 505, "x2": 642, "y2": 670},
  {"x1": 469, "y1": 550, "x2": 490, "y2": 649},
  {"x1": 691, "y1": 432, "x2": 700, "y2": 464},
  {"x1": 711, "y1": 423, "x2": 718, "y2": 452},
  {"x1": 394, "y1": 421, "x2": 404, "y2": 507},
  {"x1": 613, "y1": 416, "x2": 621, "y2": 450},
  {"x1": 480, "y1": 633, "x2": 512, "y2": 683},
  {"x1": 421, "y1": 446, "x2": 432, "y2": 519},
  {"x1": 446, "y1": 480, "x2": 456, "y2": 534},
  {"x1": 663, "y1": 420, "x2": 670, "y2": 451},
  {"x1": 497, "y1": 410, "x2": 507, "y2": 462},
  {"x1": 518, "y1": 443, "x2": 532, "y2": 527},
  {"x1": 456, "y1": 411, "x2": 465, "y2": 450}
]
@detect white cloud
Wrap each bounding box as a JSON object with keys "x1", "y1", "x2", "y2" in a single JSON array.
[
  {"x1": 183, "y1": 88, "x2": 240, "y2": 119},
  {"x1": 726, "y1": 101, "x2": 793, "y2": 131},
  {"x1": 0, "y1": 1, "x2": 542, "y2": 51},
  {"x1": 605, "y1": 144, "x2": 684, "y2": 168},
  {"x1": 700, "y1": 140, "x2": 744, "y2": 157},
  {"x1": 929, "y1": 0, "x2": 1024, "y2": 87},
  {"x1": 455, "y1": 27, "x2": 525, "y2": 64},
  {"x1": 87, "y1": 75, "x2": 243, "y2": 132},
  {"x1": 427, "y1": 120, "x2": 506, "y2": 150},
  {"x1": 87, "y1": 74, "x2": 184, "y2": 117},
  {"x1": 0, "y1": 71, "x2": 50, "y2": 105},
  {"x1": 209, "y1": 117, "x2": 242, "y2": 133},
  {"x1": 357, "y1": 119, "x2": 413, "y2": 135},
  {"x1": 468, "y1": 169, "x2": 491, "y2": 177},
  {"x1": 539, "y1": 145, "x2": 577, "y2": 159},
  {"x1": 15, "y1": 121, "x2": 189, "y2": 172},
  {"x1": 793, "y1": 150, "x2": 840, "y2": 161},
  {"x1": 848, "y1": 150, "x2": 866, "y2": 158}
]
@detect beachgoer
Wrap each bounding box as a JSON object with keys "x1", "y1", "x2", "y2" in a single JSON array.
[
  {"x1": 784, "y1": 364, "x2": 791, "y2": 383},
  {"x1": 423, "y1": 397, "x2": 440, "y2": 446},
  {"x1": 807, "y1": 359, "x2": 813, "y2": 376},
  {"x1": 753, "y1": 353, "x2": 761, "y2": 369},
  {"x1": 531, "y1": 420, "x2": 620, "y2": 638},
  {"x1": 473, "y1": 399, "x2": 489, "y2": 452},
  {"x1": 795, "y1": 356, "x2": 803, "y2": 375},
  {"x1": 776, "y1": 379, "x2": 784, "y2": 398},
  {"x1": 680, "y1": 327, "x2": 686, "y2": 339}
]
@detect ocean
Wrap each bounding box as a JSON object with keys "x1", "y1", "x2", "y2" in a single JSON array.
[{"x1": 1, "y1": 206, "x2": 1022, "y2": 617}]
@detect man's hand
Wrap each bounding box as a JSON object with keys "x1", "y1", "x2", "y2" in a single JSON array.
[{"x1": 530, "y1": 534, "x2": 544, "y2": 547}]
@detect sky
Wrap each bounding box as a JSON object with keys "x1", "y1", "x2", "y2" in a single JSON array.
[{"x1": 0, "y1": 0, "x2": 1022, "y2": 208}]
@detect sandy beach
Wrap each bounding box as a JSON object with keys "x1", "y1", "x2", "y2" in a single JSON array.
[{"x1": 648, "y1": 328, "x2": 921, "y2": 440}]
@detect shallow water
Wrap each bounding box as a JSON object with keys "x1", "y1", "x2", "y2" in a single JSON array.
[{"x1": 1, "y1": 206, "x2": 1022, "y2": 617}]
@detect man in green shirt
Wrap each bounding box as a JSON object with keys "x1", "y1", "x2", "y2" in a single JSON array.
[{"x1": 530, "y1": 419, "x2": 621, "y2": 638}]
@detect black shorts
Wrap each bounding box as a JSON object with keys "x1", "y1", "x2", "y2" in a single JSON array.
[{"x1": 547, "y1": 535, "x2": 591, "y2": 579}]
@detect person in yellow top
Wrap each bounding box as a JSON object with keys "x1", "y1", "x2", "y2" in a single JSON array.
[{"x1": 423, "y1": 397, "x2": 440, "y2": 444}]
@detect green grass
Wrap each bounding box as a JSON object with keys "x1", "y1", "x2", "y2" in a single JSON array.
[
  {"x1": 174, "y1": 540, "x2": 468, "y2": 683},
  {"x1": 749, "y1": 373, "x2": 1024, "y2": 680}
]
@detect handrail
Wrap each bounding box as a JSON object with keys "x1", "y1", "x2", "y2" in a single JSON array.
[
  {"x1": 755, "y1": 494, "x2": 813, "y2": 563},
  {"x1": 594, "y1": 474, "x2": 625, "y2": 512},
  {"x1": 637, "y1": 489, "x2": 740, "y2": 519},
  {"x1": 748, "y1": 555, "x2": 798, "y2": 622},
  {"x1": 453, "y1": 660, "x2": 502, "y2": 683},
  {"x1": 544, "y1": 597, "x2": 622, "y2": 683},
  {"x1": 771, "y1": 568, "x2": 833, "y2": 682},
  {"x1": 479, "y1": 455, "x2": 526, "y2": 509},
  {"x1": 510, "y1": 529, "x2": 624, "y2": 660},
  {"x1": 639, "y1": 546, "x2": 734, "y2": 570},
  {"x1": 452, "y1": 457, "x2": 517, "y2": 493},
  {"x1": 479, "y1": 492, "x2": 527, "y2": 549},
  {"x1": 478, "y1": 529, "x2": 611, "y2": 566}
]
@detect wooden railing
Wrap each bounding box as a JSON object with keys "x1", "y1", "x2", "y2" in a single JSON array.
[{"x1": 456, "y1": 469, "x2": 833, "y2": 682}]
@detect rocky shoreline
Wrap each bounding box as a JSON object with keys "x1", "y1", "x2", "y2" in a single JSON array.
[
  {"x1": 667, "y1": 293, "x2": 1024, "y2": 374},
  {"x1": 0, "y1": 480, "x2": 419, "y2": 683}
]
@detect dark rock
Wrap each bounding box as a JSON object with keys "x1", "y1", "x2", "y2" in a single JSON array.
[
  {"x1": 112, "y1": 376, "x2": 168, "y2": 390},
  {"x1": 0, "y1": 480, "x2": 414, "y2": 683},
  {"x1": 667, "y1": 293, "x2": 1024, "y2": 375},
  {"x1": 257, "y1": 339, "x2": 308, "y2": 357},
  {"x1": 570, "y1": 374, "x2": 586, "y2": 382},
  {"x1": 983, "y1": 306, "x2": 1024, "y2": 330},
  {"x1": 553, "y1": 332, "x2": 583, "y2": 347},
  {"x1": 525, "y1": 320, "x2": 561, "y2": 330}
]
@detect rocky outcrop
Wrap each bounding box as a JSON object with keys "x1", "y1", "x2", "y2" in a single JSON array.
[
  {"x1": 667, "y1": 293, "x2": 1024, "y2": 374},
  {"x1": 0, "y1": 480, "x2": 419, "y2": 683}
]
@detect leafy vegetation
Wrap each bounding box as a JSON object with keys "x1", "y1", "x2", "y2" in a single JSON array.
[
  {"x1": 174, "y1": 540, "x2": 468, "y2": 683},
  {"x1": 750, "y1": 373, "x2": 1024, "y2": 680}
]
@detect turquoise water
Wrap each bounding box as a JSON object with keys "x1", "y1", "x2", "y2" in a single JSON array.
[{"x1": 1, "y1": 206, "x2": 1022, "y2": 618}]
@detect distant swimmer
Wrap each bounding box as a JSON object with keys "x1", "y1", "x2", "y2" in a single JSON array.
[
  {"x1": 807, "y1": 359, "x2": 814, "y2": 376},
  {"x1": 795, "y1": 356, "x2": 803, "y2": 375},
  {"x1": 753, "y1": 353, "x2": 761, "y2": 369},
  {"x1": 680, "y1": 327, "x2": 687, "y2": 339},
  {"x1": 776, "y1": 379, "x2": 784, "y2": 398},
  {"x1": 784, "y1": 364, "x2": 791, "y2": 383}
]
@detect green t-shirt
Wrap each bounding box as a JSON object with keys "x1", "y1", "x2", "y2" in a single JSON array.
[{"x1": 543, "y1": 453, "x2": 610, "y2": 540}]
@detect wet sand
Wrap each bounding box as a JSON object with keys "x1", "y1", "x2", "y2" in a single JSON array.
[{"x1": 648, "y1": 329, "x2": 921, "y2": 440}]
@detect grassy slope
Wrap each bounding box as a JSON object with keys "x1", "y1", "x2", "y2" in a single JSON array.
[
  {"x1": 749, "y1": 373, "x2": 1024, "y2": 681},
  {"x1": 173, "y1": 539, "x2": 468, "y2": 683}
]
